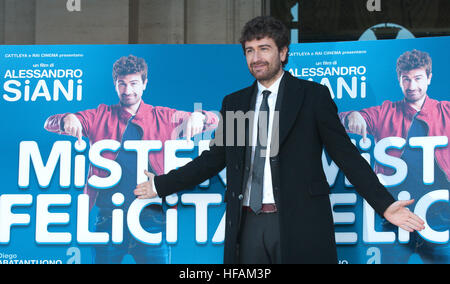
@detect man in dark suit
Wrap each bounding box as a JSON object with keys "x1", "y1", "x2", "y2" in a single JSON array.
[{"x1": 134, "y1": 16, "x2": 425, "y2": 264}]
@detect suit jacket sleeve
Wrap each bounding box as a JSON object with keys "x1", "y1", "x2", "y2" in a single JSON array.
[
  {"x1": 315, "y1": 85, "x2": 395, "y2": 217},
  {"x1": 154, "y1": 97, "x2": 228, "y2": 198}
]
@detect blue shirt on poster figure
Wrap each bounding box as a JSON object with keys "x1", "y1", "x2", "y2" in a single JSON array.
[
  {"x1": 96, "y1": 115, "x2": 156, "y2": 209},
  {"x1": 94, "y1": 116, "x2": 169, "y2": 264}
]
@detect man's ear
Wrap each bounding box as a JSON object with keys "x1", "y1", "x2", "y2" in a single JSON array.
[
  {"x1": 280, "y1": 46, "x2": 288, "y2": 63},
  {"x1": 143, "y1": 79, "x2": 148, "y2": 90}
]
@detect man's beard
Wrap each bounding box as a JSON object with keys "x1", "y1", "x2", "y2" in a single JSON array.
[{"x1": 250, "y1": 61, "x2": 282, "y2": 82}]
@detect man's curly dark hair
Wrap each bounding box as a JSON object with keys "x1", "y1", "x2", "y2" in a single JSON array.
[
  {"x1": 239, "y1": 16, "x2": 291, "y2": 67},
  {"x1": 113, "y1": 55, "x2": 148, "y2": 83},
  {"x1": 396, "y1": 50, "x2": 432, "y2": 79}
]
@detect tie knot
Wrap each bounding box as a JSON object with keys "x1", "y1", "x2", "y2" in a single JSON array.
[{"x1": 262, "y1": 90, "x2": 271, "y2": 100}]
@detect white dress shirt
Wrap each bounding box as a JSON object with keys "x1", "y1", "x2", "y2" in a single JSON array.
[{"x1": 243, "y1": 72, "x2": 284, "y2": 206}]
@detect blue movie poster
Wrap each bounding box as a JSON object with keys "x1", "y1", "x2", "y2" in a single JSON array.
[
  {"x1": 287, "y1": 37, "x2": 449, "y2": 264},
  {"x1": 0, "y1": 45, "x2": 251, "y2": 264},
  {"x1": 0, "y1": 37, "x2": 448, "y2": 264}
]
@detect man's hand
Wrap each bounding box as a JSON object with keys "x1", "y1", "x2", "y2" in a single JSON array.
[
  {"x1": 63, "y1": 114, "x2": 83, "y2": 144},
  {"x1": 134, "y1": 170, "x2": 158, "y2": 199},
  {"x1": 383, "y1": 200, "x2": 425, "y2": 232},
  {"x1": 185, "y1": 112, "x2": 206, "y2": 140},
  {"x1": 346, "y1": 111, "x2": 368, "y2": 142}
]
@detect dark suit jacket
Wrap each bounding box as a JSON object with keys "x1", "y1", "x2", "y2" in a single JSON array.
[{"x1": 155, "y1": 71, "x2": 395, "y2": 264}]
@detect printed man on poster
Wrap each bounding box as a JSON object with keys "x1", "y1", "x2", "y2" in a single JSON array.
[
  {"x1": 339, "y1": 49, "x2": 450, "y2": 263},
  {"x1": 44, "y1": 55, "x2": 219, "y2": 264}
]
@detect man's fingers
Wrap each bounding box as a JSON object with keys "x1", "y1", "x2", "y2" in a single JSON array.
[
  {"x1": 69, "y1": 127, "x2": 77, "y2": 138},
  {"x1": 406, "y1": 216, "x2": 422, "y2": 227},
  {"x1": 184, "y1": 115, "x2": 204, "y2": 139},
  {"x1": 403, "y1": 218, "x2": 424, "y2": 232},
  {"x1": 384, "y1": 199, "x2": 426, "y2": 232},
  {"x1": 362, "y1": 125, "x2": 368, "y2": 142},
  {"x1": 408, "y1": 209, "x2": 424, "y2": 222},
  {"x1": 65, "y1": 124, "x2": 83, "y2": 144},
  {"x1": 135, "y1": 182, "x2": 145, "y2": 189},
  {"x1": 349, "y1": 122, "x2": 366, "y2": 138},
  {"x1": 406, "y1": 218, "x2": 424, "y2": 231},
  {"x1": 354, "y1": 124, "x2": 361, "y2": 135},
  {"x1": 400, "y1": 224, "x2": 414, "y2": 233},
  {"x1": 185, "y1": 120, "x2": 192, "y2": 140},
  {"x1": 399, "y1": 199, "x2": 415, "y2": 207},
  {"x1": 135, "y1": 173, "x2": 156, "y2": 200},
  {"x1": 134, "y1": 187, "x2": 150, "y2": 198},
  {"x1": 348, "y1": 122, "x2": 355, "y2": 133},
  {"x1": 192, "y1": 127, "x2": 200, "y2": 136},
  {"x1": 135, "y1": 181, "x2": 149, "y2": 193},
  {"x1": 77, "y1": 127, "x2": 83, "y2": 145},
  {"x1": 408, "y1": 212, "x2": 426, "y2": 227},
  {"x1": 397, "y1": 208, "x2": 425, "y2": 231},
  {"x1": 65, "y1": 125, "x2": 73, "y2": 135}
]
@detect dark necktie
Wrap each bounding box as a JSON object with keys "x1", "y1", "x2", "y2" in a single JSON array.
[{"x1": 249, "y1": 90, "x2": 271, "y2": 214}]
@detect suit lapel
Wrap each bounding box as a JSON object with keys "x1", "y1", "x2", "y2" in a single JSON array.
[
  {"x1": 239, "y1": 81, "x2": 257, "y2": 114},
  {"x1": 236, "y1": 81, "x2": 258, "y2": 162},
  {"x1": 278, "y1": 71, "x2": 305, "y2": 146}
]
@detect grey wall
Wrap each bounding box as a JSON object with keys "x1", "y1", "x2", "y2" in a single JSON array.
[{"x1": 0, "y1": 0, "x2": 266, "y2": 44}]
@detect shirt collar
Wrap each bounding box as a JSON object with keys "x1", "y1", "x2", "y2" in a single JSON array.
[
  {"x1": 401, "y1": 95, "x2": 433, "y2": 118},
  {"x1": 118, "y1": 99, "x2": 147, "y2": 122},
  {"x1": 257, "y1": 72, "x2": 284, "y2": 97}
]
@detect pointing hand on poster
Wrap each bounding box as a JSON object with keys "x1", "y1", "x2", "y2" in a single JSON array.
[
  {"x1": 346, "y1": 111, "x2": 368, "y2": 142},
  {"x1": 63, "y1": 113, "x2": 83, "y2": 145},
  {"x1": 185, "y1": 112, "x2": 206, "y2": 140},
  {"x1": 383, "y1": 200, "x2": 426, "y2": 232}
]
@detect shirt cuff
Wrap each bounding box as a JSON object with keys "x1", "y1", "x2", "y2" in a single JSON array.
[{"x1": 151, "y1": 178, "x2": 159, "y2": 197}]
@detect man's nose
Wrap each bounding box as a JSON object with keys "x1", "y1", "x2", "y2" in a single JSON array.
[
  {"x1": 251, "y1": 50, "x2": 261, "y2": 63},
  {"x1": 125, "y1": 84, "x2": 134, "y2": 94},
  {"x1": 409, "y1": 79, "x2": 418, "y2": 90}
]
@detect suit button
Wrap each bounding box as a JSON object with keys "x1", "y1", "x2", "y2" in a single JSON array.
[
  {"x1": 238, "y1": 194, "x2": 243, "y2": 200},
  {"x1": 245, "y1": 166, "x2": 250, "y2": 171},
  {"x1": 232, "y1": 192, "x2": 236, "y2": 198}
]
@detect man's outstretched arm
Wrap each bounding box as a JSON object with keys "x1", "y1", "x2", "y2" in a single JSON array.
[{"x1": 315, "y1": 85, "x2": 424, "y2": 232}]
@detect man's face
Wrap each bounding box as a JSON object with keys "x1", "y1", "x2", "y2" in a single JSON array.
[
  {"x1": 115, "y1": 73, "x2": 147, "y2": 107},
  {"x1": 244, "y1": 37, "x2": 287, "y2": 82},
  {"x1": 399, "y1": 68, "x2": 432, "y2": 103}
]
